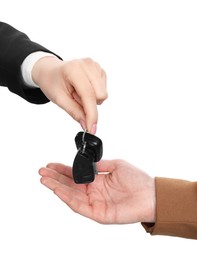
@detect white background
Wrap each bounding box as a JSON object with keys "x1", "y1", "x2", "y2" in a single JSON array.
[{"x1": 1, "y1": 0, "x2": 197, "y2": 259}]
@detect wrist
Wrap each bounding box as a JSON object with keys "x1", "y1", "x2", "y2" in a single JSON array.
[
  {"x1": 146, "y1": 177, "x2": 156, "y2": 223},
  {"x1": 21, "y1": 51, "x2": 57, "y2": 88},
  {"x1": 32, "y1": 56, "x2": 62, "y2": 87}
]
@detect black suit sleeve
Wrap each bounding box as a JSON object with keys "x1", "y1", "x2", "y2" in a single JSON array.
[{"x1": 0, "y1": 22, "x2": 62, "y2": 104}]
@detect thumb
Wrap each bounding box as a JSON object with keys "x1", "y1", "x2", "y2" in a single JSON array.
[{"x1": 96, "y1": 160, "x2": 116, "y2": 173}]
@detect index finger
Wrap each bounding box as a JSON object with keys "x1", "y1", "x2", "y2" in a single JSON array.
[{"x1": 71, "y1": 72, "x2": 98, "y2": 134}]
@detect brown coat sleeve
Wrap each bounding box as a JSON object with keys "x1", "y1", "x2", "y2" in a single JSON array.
[{"x1": 142, "y1": 177, "x2": 197, "y2": 239}]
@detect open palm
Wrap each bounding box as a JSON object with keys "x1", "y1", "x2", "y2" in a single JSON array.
[{"x1": 39, "y1": 159, "x2": 155, "y2": 224}]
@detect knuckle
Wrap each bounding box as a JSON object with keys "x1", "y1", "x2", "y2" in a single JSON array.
[
  {"x1": 84, "y1": 57, "x2": 94, "y2": 64},
  {"x1": 99, "y1": 91, "x2": 108, "y2": 101}
]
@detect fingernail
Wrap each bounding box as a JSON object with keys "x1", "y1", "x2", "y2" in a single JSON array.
[{"x1": 91, "y1": 124, "x2": 97, "y2": 135}]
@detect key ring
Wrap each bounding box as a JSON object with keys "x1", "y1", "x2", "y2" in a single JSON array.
[{"x1": 82, "y1": 130, "x2": 87, "y2": 154}]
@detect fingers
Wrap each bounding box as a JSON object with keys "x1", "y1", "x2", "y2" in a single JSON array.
[
  {"x1": 39, "y1": 164, "x2": 87, "y2": 192},
  {"x1": 39, "y1": 171, "x2": 94, "y2": 220},
  {"x1": 39, "y1": 168, "x2": 73, "y2": 191},
  {"x1": 65, "y1": 58, "x2": 107, "y2": 134},
  {"x1": 40, "y1": 176, "x2": 64, "y2": 191},
  {"x1": 82, "y1": 58, "x2": 108, "y2": 105},
  {"x1": 80, "y1": 59, "x2": 107, "y2": 133},
  {"x1": 46, "y1": 163, "x2": 73, "y2": 177},
  {"x1": 67, "y1": 67, "x2": 98, "y2": 133},
  {"x1": 39, "y1": 165, "x2": 75, "y2": 189},
  {"x1": 58, "y1": 94, "x2": 86, "y2": 125}
]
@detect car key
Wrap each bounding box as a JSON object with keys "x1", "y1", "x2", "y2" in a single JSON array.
[{"x1": 72, "y1": 131, "x2": 103, "y2": 184}]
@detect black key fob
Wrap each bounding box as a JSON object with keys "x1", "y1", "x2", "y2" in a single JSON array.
[{"x1": 72, "y1": 132, "x2": 103, "y2": 184}]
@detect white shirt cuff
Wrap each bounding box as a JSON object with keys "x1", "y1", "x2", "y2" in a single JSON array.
[{"x1": 21, "y1": 51, "x2": 55, "y2": 88}]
